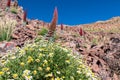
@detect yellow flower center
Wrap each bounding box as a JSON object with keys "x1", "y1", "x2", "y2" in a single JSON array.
[
  {"x1": 35, "y1": 59, "x2": 40, "y2": 62},
  {"x1": 20, "y1": 62, "x2": 25, "y2": 66},
  {"x1": 2, "y1": 68, "x2": 9, "y2": 72},
  {"x1": 27, "y1": 56, "x2": 34, "y2": 64},
  {"x1": 0, "y1": 71, "x2": 4, "y2": 75},
  {"x1": 12, "y1": 74, "x2": 18, "y2": 79},
  {"x1": 46, "y1": 67, "x2": 50, "y2": 71},
  {"x1": 38, "y1": 67, "x2": 43, "y2": 71},
  {"x1": 33, "y1": 70, "x2": 37, "y2": 75}
]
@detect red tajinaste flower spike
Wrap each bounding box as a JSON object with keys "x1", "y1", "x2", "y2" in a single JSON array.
[
  {"x1": 79, "y1": 28, "x2": 84, "y2": 36},
  {"x1": 7, "y1": 0, "x2": 11, "y2": 7},
  {"x1": 23, "y1": 10, "x2": 27, "y2": 22},
  {"x1": 61, "y1": 24, "x2": 63, "y2": 30},
  {"x1": 49, "y1": 7, "x2": 58, "y2": 31},
  {"x1": 53, "y1": 7, "x2": 58, "y2": 22}
]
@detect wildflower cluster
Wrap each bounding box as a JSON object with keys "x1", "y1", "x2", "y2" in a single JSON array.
[{"x1": 0, "y1": 40, "x2": 98, "y2": 80}]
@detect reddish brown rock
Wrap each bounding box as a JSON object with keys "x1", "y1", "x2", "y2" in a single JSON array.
[
  {"x1": 113, "y1": 73, "x2": 119, "y2": 80},
  {"x1": 12, "y1": 34, "x2": 19, "y2": 39},
  {"x1": 26, "y1": 25, "x2": 35, "y2": 31},
  {"x1": 91, "y1": 64, "x2": 100, "y2": 73},
  {"x1": 26, "y1": 30, "x2": 36, "y2": 35}
]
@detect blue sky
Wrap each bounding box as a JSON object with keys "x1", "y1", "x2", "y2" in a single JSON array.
[{"x1": 18, "y1": 0, "x2": 120, "y2": 25}]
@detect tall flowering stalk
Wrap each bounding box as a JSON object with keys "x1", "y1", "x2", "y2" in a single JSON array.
[
  {"x1": 23, "y1": 10, "x2": 27, "y2": 26},
  {"x1": 49, "y1": 7, "x2": 58, "y2": 32},
  {"x1": 61, "y1": 24, "x2": 63, "y2": 30},
  {"x1": 60, "y1": 24, "x2": 64, "y2": 33},
  {"x1": 7, "y1": 0, "x2": 11, "y2": 7},
  {"x1": 46, "y1": 7, "x2": 58, "y2": 41},
  {"x1": 79, "y1": 28, "x2": 84, "y2": 36},
  {"x1": 79, "y1": 28, "x2": 87, "y2": 41},
  {"x1": 23, "y1": 10, "x2": 27, "y2": 22},
  {"x1": 6, "y1": 0, "x2": 11, "y2": 11}
]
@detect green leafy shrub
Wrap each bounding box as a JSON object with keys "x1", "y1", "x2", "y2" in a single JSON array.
[
  {"x1": 53, "y1": 33, "x2": 59, "y2": 40},
  {"x1": 0, "y1": 40, "x2": 98, "y2": 80},
  {"x1": 10, "y1": 7, "x2": 18, "y2": 14},
  {"x1": 0, "y1": 17, "x2": 16, "y2": 41},
  {"x1": 38, "y1": 28, "x2": 48, "y2": 36},
  {"x1": 92, "y1": 37, "x2": 98, "y2": 45}
]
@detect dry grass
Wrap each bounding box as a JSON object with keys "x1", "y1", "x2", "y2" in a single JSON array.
[{"x1": 0, "y1": 17, "x2": 16, "y2": 41}]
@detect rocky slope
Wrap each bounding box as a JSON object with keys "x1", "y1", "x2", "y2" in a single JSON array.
[{"x1": 0, "y1": 0, "x2": 120, "y2": 80}]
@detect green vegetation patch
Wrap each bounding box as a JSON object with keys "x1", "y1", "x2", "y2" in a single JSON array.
[
  {"x1": 0, "y1": 17, "x2": 16, "y2": 41},
  {"x1": 0, "y1": 40, "x2": 98, "y2": 80},
  {"x1": 38, "y1": 28, "x2": 48, "y2": 36}
]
